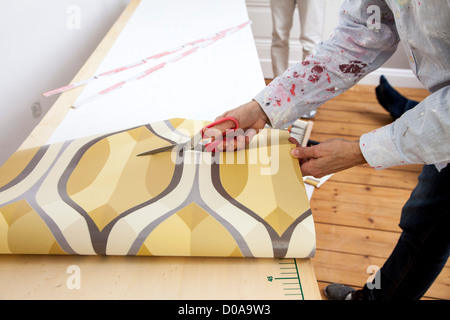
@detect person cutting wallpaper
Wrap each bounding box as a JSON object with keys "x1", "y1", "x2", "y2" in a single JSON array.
[{"x1": 211, "y1": 0, "x2": 450, "y2": 300}]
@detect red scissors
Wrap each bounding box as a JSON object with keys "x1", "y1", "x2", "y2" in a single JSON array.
[{"x1": 137, "y1": 117, "x2": 240, "y2": 156}]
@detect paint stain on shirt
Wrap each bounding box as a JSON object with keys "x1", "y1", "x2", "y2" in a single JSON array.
[
  {"x1": 290, "y1": 84, "x2": 296, "y2": 96},
  {"x1": 339, "y1": 60, "x2": 368, "y2": 76},
  {"x1": 307, "y1": 65, "x2": 324, "y2": 83},
  {"x1": 311, "y1": 65, "x2": 324, "y2": 74},
  {"x1": 308, "y1": 75, "x2": 320, "y2": 83},
  {"x1": 293, "y1": 71, "x2": 306, "y2": 79}
]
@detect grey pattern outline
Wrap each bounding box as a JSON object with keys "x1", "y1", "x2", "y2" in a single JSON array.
[
  {"x1": 0, "y1": 145, "x2": 49, "y2": 193},
  {"x1": 0, "y1": 141, "x2": 77, "y2": 254},
  {"x1": 57, "y1": 124, "x2": 179, "y2": 255},
  {"x1": 210, "y1": 162, "x2": 313, "y2": 257},
  {"x1": 127, "y1": 151, "x2": 253, "y2": 257},
  {"x1": 1, "y1": 121, "x2": 314, "y2": 258}
]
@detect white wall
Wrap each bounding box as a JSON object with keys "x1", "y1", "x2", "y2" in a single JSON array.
[
  {"x1": 0, "y1": 0, "x2": 130, "y2": 166},
  {"x1": 245, "y1": 0, "x2": 423, "y2": 86}
]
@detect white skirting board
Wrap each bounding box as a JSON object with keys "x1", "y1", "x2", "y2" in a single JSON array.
[{"x1": 357, "y1": 67, "x2": 425, "y2": 89}]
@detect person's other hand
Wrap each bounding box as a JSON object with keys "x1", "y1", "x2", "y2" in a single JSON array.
[{"x1": 290, "y1": 138, "x2": 367, "y2": 178}]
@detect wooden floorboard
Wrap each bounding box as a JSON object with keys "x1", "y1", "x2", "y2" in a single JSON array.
[{"x1": 264, "y1": 80, "x2": 448, "y2": 300}]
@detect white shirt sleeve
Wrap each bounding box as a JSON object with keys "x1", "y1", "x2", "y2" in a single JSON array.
[
  {"x1": 254, "y1": 0, "x2": 450, "y2": 170},
  {"x1": 360, "y1": 86, "x2": 450, "y2": 171},
  {"x1": 254, "y1": 0, "x2": 400, "y2": 128}
]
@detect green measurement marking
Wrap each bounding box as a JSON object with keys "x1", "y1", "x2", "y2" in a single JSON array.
[
  {"x1": 267, "y1": 259, "x2": 304, "y2": 300},
  {"x1": 281, "y1": 272, "x2": 297, "y2": 274},
  {"x1": 293, "y1": 259, "x2": 304, "y2": 299}
]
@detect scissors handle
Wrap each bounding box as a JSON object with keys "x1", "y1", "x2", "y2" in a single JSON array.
[
  {"x1": 201, "y1": 116, "x2": 239, "y2": 138},
  {"x1": 204, "y1": 116, "x2": 239, "y2": 130},
  {"x1": 202, "y1": 116, "x2": 240, "y2": 152}
]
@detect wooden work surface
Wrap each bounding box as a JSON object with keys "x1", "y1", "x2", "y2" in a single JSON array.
[{"x1": 0, "y1": 0, "x2": 321, "y2": 300}]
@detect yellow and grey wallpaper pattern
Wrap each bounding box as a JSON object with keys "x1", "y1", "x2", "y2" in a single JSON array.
[{"x1": 0, "y1": 119, "x2": 315, "y2": 258}]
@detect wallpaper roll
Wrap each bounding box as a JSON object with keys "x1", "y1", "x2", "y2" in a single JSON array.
[{"x1": 0, "y1": 119, "x2": 315, "y2": 258}]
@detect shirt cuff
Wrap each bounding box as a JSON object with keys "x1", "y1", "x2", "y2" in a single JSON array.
[{"x1": 359, "y1": 124, "x2": 409, "y2": 170}]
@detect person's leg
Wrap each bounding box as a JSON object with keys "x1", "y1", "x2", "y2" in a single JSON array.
[
  {"x1": 375, "y1": 75, "x2": 419, "y2": 119},
  {"x1": 362, "y1": 164, "x2": 450, "y2": 299},
  {"x1": 296, "y1": 0, "x2": 325, "y2": 59},
  {"x1": 270, "y1": 0, "x2": 296, "y2": 77},
  {"x1": 326, "y1": 164, "x2": 450, "y2": 300}
]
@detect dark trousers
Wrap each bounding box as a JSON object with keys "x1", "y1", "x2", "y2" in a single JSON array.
[{"x1": 362, "y1": 164, "x2": 450, "y2": 299}]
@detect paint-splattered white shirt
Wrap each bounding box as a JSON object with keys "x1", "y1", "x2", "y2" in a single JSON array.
[{"x1": 254, "y1": 0, "x2": 450, "y2": 171}]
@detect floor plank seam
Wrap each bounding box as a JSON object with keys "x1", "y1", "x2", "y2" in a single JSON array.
[{"x1": 313, "y1": 221, "x2": 402, "y2": 234}]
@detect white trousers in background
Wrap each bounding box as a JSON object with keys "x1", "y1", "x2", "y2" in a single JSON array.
[{"x1": 270, "y1": 0, "x2": 325, "y2": 77}]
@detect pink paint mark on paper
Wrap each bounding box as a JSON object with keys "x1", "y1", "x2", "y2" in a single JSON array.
[
  {"x1": 136, "y1": 62, "x2": 166, "y2": 80},
  {"x1": 99, "y1": 81, "x2": 126, "y2": 95},
  {"x1": 182, "y1": 47, "x2": 198, "y2": 57},
  {"x1": 43, "y1": 84, "x2": 75, "y2": 97},
  {"x1": 185, "y1": 38, "x2": 206, "y2": 46},
  {"x1": 145, "y1": 50, "x2": 177, "y2": 60},
  {"x1": 98, "y1": 66, "x2": 129, "y2": 77}
]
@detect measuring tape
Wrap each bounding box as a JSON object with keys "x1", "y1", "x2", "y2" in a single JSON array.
[{"x1": 42, "y1": 21, "x2": 251, "y2": 108}]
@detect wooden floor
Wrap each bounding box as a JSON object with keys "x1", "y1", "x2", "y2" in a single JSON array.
[{"x1": 266, "y1": 80, "x2": 449, "y2": 300}]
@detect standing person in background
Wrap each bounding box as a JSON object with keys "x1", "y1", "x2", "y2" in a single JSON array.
[
  {"x1": 270, "y1": 0, "x2": 326, "y2": 77},
  {"x1": 270, "y1": 0, "x2": 326, "y2": 118}
]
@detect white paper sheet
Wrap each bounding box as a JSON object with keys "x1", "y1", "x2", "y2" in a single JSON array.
[{"x1": 48, "y1": 0, "x2": 265, "y2": 144}]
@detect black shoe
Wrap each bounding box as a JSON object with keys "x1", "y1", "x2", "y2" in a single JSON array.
[{"x1": 324, "y1": 283, "x2": 359, "y2": 300}]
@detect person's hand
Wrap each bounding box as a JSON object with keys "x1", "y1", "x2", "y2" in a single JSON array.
[
  {"x1": 290, "y1": 138, "x2": 367, "y2": 178},
  {"x1": 208, "y1": 100, "x2": 269, "y2": 151}
]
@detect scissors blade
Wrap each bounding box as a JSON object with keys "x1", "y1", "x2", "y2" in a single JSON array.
[
  {"x1": 184, "y1": 132, "x2": 203, "y2": 151},
  {"x1": 136, "y1": 144, "x2": 177, "y2": 156},
  {"x1": 137, "y1": 130, "x2": 207, "y2": 157}
]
